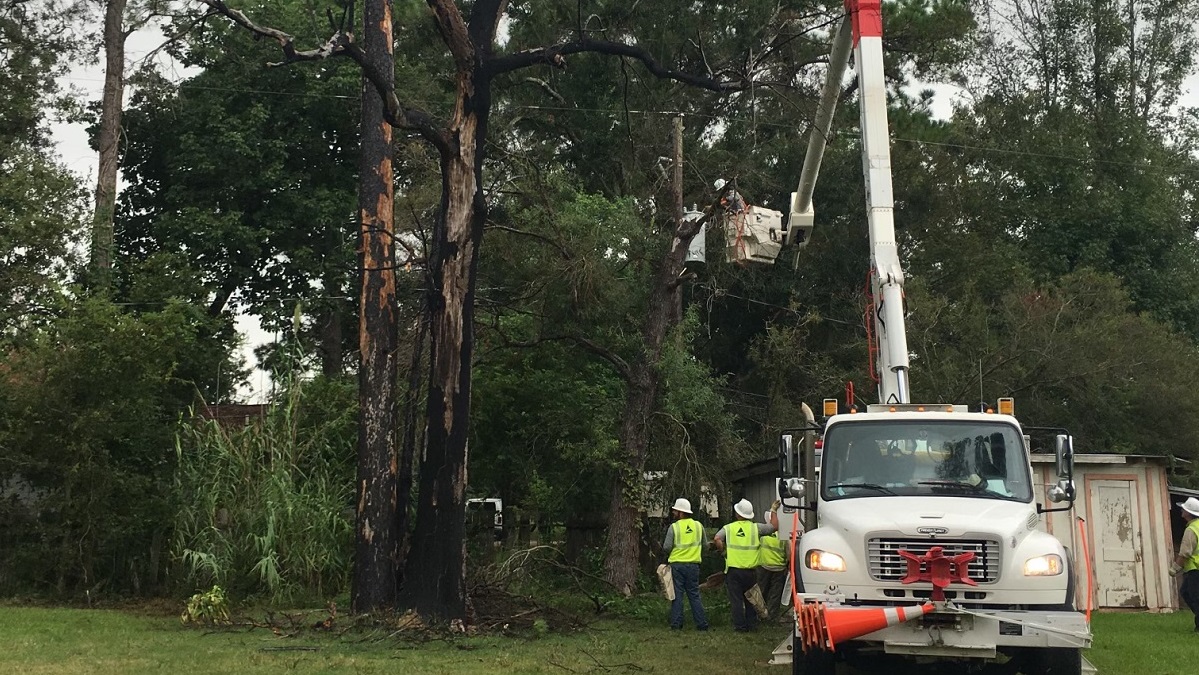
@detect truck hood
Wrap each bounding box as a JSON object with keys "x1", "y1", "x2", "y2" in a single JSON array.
[{"x1": 819, "y1": 496, "x2": 1038, "y2": 543}]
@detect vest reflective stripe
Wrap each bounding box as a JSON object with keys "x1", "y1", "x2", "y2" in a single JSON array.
[
  {"x1": 669, "y1": 518, "x2": 703, "y2": 564},
  {"x1": 724, "y1": 521, "x2": 761, "y2": 571},
  {"x1": 1184, "y1": 519, "x2": 1199, "y2": 572},
  {"x1": 760, "y1": 533, "x2": 786, "y2": 568}
]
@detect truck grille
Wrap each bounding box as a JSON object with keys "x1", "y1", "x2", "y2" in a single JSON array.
[{"x1": 867, "y1": 538, "x2": 1001, "y2": 583}]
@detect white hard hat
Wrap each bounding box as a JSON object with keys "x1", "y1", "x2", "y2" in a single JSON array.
[
  {"x1": 713, "y1": 178, "x2": 727, "y2": 190},
  {"x1": 734, "y1": 499, "x2": 754, "y2": 520},
  {"x1": 672, "y1": 497, "x2": 693, "y2": 514},
  {"x1": 1178, "y1": 497, "x2": 1199, "y2": 517}
]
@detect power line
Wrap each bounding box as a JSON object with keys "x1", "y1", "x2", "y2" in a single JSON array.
[
  {"x1": 511, "y1": 103, "x2": 1199, "y2": 175},
  {"x1": 59, "y1": 75, "x2": 359, "y2": 101},
  {"x1": 57, "y1": 79, "x2": 1199, "y2": 174}
]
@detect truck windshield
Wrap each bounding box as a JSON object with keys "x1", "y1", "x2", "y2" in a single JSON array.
[{"x1": 820, "y1": 420, "x2": 1032, "y2": 502}]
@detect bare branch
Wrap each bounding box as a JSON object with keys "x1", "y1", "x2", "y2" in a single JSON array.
[
  {"x1": 198, "y1": 0, "x2": 450, "y2": 152},
  {"x1": 485, "y1": 222, "x2": 572, "y2": 260},
  {"x1": 487, "y1": 328, "x2": 632, "y2": 382},
  {"x1": 427, "y1": 0, "x2": 473, "y2": 70},
  {"x1": 491, "y1": 37, "x2": 757, "y2": 92},
  {"x1": 521, "y1": 76, "x2": 566, "y2": 103},
  {"x1": 196, "y1": 0, "x2": 346, "y2": 63}
]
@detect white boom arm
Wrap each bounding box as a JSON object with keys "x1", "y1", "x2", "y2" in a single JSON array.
[
  {"x1": 786, "y1": 17, "x2": 852, "y2": 249},
  {"x1": 853, "y1": 0, "x2": 910, "y2": 404},
  {"x1": 786, "y1": 0, "x2": 910, "y2": 404}
]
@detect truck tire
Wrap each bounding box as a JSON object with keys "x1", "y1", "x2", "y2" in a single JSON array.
[
  {"x1": 1041, "y1": 647, "x2": 1082, "y2": 675},
  {"x1": 1061, "y1": 548, "x2": 1076, "y2": 610},
  {"x1": 793, "y1": 648, "x2": 836, "y2": 675}
]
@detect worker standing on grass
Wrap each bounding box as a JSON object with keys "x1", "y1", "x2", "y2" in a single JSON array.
[
  {"x1": 662, "y1": 498, "x2": 709, "y2": 631},
  {"x1": 1170, "y1": 497, "x2": 1199, "y2": 633},
  {"x1": 714, "y1": 499, "x2": 778, "y2": 632},
  {"x1": 756, "y1": 500, "x2": 792, "y2": 621}
]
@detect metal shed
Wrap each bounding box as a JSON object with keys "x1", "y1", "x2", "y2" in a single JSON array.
[{"x1": 1034, "y1": 454, "x2": 1176, "y2": 612}]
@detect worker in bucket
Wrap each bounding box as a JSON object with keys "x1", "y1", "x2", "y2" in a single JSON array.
[
  {"x1": 662, "y1": 497, "x2": 709, "y2": 631},
  {"x1": 1170, "y1": 496, "x2": 1199, "y2": 633},
  {"x1": 756, "y1": 499, "x2": 793, "y2": 621},
  {"x1": 714, "y1": 498, "x2": 778, "y2": 632},
  {"x1": 713, "y1": 178, "x2": 745, "y2": 214}
]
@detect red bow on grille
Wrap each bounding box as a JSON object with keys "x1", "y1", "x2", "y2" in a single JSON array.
[{"x1": 898, "y1": 546, "x2": 977, "y2": 602}]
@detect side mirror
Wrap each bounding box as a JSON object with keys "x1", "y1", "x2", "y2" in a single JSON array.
[
  {"x1": 1054, "y1": 434, "x2": 1074, "y2": 480},
  {"x1": 782, "y1": 477, "x2": 806, "y2": 500},
  {"x1": 780, "y1": 434, "x2": 795, "y2": 477},
  {"x1": 1047, "y1": 479, "x2": 1075, "y2": 503},
  {"x1": 1049, "y1": 434, "x2": 1076, "y2": 504}
]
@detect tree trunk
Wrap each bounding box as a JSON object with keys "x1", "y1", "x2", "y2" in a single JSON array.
[
  {"x1": 399, "y1": 71, "x2": 491, "y2": 623},
  {"x1": 318, "y1": 303, "x2": 344, "y2": 376},
  {"x1": 395, "y1": 304, "x2": 427, "y2": 589},
  {"x1": 603, "y1": 369, "x2": 660, "y2": 594},
  {"x1": 350, "y1": 0, "x2": 399, "y2": 614},
  {"x1": 603, "y1": 118, "x2": 698, "y2": 593},
  {"x1": 91, "y1": 0, "x2": 127, "y2": 292}
]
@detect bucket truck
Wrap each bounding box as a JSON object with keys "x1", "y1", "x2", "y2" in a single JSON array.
[{"x1": 772, "y1": 1, "x2": 1094, "y2": 673}]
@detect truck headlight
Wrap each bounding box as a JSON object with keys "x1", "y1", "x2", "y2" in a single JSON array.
[
  {"x1": 1023, "y1": 554, "x2": 1063, "y2": 576},
  {"x1": 805, "y1": 549, "x2": 847, "y2": 572}
]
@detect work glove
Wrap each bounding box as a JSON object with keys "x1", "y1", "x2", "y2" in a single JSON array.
[
  {"x1": 1170, "y1": 563, "x2": 1183, "y2": 577},
  {"x1": 770, "y1": 499, "x2": 781, "y2": 511}
]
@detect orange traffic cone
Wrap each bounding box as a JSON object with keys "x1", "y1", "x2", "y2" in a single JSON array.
[{"x1": 796, "y1": 601, "x2": 934, "y2": 652}]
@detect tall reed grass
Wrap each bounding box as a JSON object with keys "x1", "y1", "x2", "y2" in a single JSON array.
[{"x1": 172, "y1": 378, "x2": 354, "y2": 601}]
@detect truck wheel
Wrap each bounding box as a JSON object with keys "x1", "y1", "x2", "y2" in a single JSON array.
[
  {"x1": 1060, "y1": 549, "x2": 1077, "y2": 610},
  {"x1": 1041, "y1": 647, "x2": 1082, "y2": 675},
  {"x1": 794, "y1": 648, "x2": 836, "y2": 675}
]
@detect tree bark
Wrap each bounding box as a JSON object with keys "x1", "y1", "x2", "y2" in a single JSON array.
[
  {"x1": 399, "y1": 65, "x2": 491, "y2": 622},
  {"x1": 91, "y1": 0, "x2": 127, "y2": 292},
  {"x1": 395, "y1": 301, "x2": 427, "y2": 589},
  {"x1": 317, "y1": 302, "x2": 344, "y2": 376},
  {"x1": 350, "y1": 0, "x2": 399, "y2": 614},
  {"x1": 602, "y1": 117, "x2": 698, "y2": 593}
]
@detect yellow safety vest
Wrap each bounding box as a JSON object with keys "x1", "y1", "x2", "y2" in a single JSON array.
[
  {"x1": 760, "y1": 533, "x2": 786, "y2": 569},
  {"x1": 668, "y1": 518, "x2": 704, "y2": 564},
  {"x1": 724, "y1": 521, "x2": 761, "y2": 571},
  {"x1": 1184, "y1": 519, "x2": 1199, "y2": 573}
]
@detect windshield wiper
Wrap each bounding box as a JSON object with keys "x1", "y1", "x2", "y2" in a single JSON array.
[
  {"x1": 917, "y1": 480, "x2": 1006, "y2": 498},
  {"x1": 826, "y1": 482, "x2": 896, "y2": 495}
]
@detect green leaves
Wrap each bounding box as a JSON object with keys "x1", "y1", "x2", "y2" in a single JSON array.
[
  {"x1": 172, "y1": 375, "x2": 354, "y2": 601},
  {"x1": 0, "y1": 297, "x2": 240, "y2": 594}
]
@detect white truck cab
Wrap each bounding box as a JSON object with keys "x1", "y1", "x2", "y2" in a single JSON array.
[{"x1": 776, "y1": 405, "x2": 1091, "y2": 673}]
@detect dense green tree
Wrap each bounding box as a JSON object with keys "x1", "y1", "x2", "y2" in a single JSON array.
[
  {"x1": 0, "y1": 0, "x2": 89, "y2": 338},
  {"x1": 904, "y1": 269, "x2": 1199, "y2": 461},
  {"x1": 118, "y1": 13, "x2": 362, "y2": 370},
  {"x1": 955, "y1": 0, "x2": 1199, "y2": 337},
  {"x1": 0, "y1": 149, "x2": 87, "y2": 338},
  {"x1": 0, "y1": 298, "x2": 239, "y2": 594}
]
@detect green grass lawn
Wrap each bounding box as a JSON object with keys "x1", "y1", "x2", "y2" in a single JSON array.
[{"x1": 0, "y1": 603, "x2": 1192, "y2": 674}]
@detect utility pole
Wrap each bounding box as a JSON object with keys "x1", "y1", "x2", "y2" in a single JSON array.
[{"x1": 673, "y1": 115, "x2": 684, "y2": 225}]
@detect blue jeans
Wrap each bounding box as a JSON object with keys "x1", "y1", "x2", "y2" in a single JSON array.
[
  {"x1": 1182, "y1": 570, "x2": 1199, "y2": 631},
  {"x1": 669, "y1": 562, "x2": 708, "y2": 629},
  {"x1": 725, "y1": 567, "x2": 759, "y2": 631}
]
